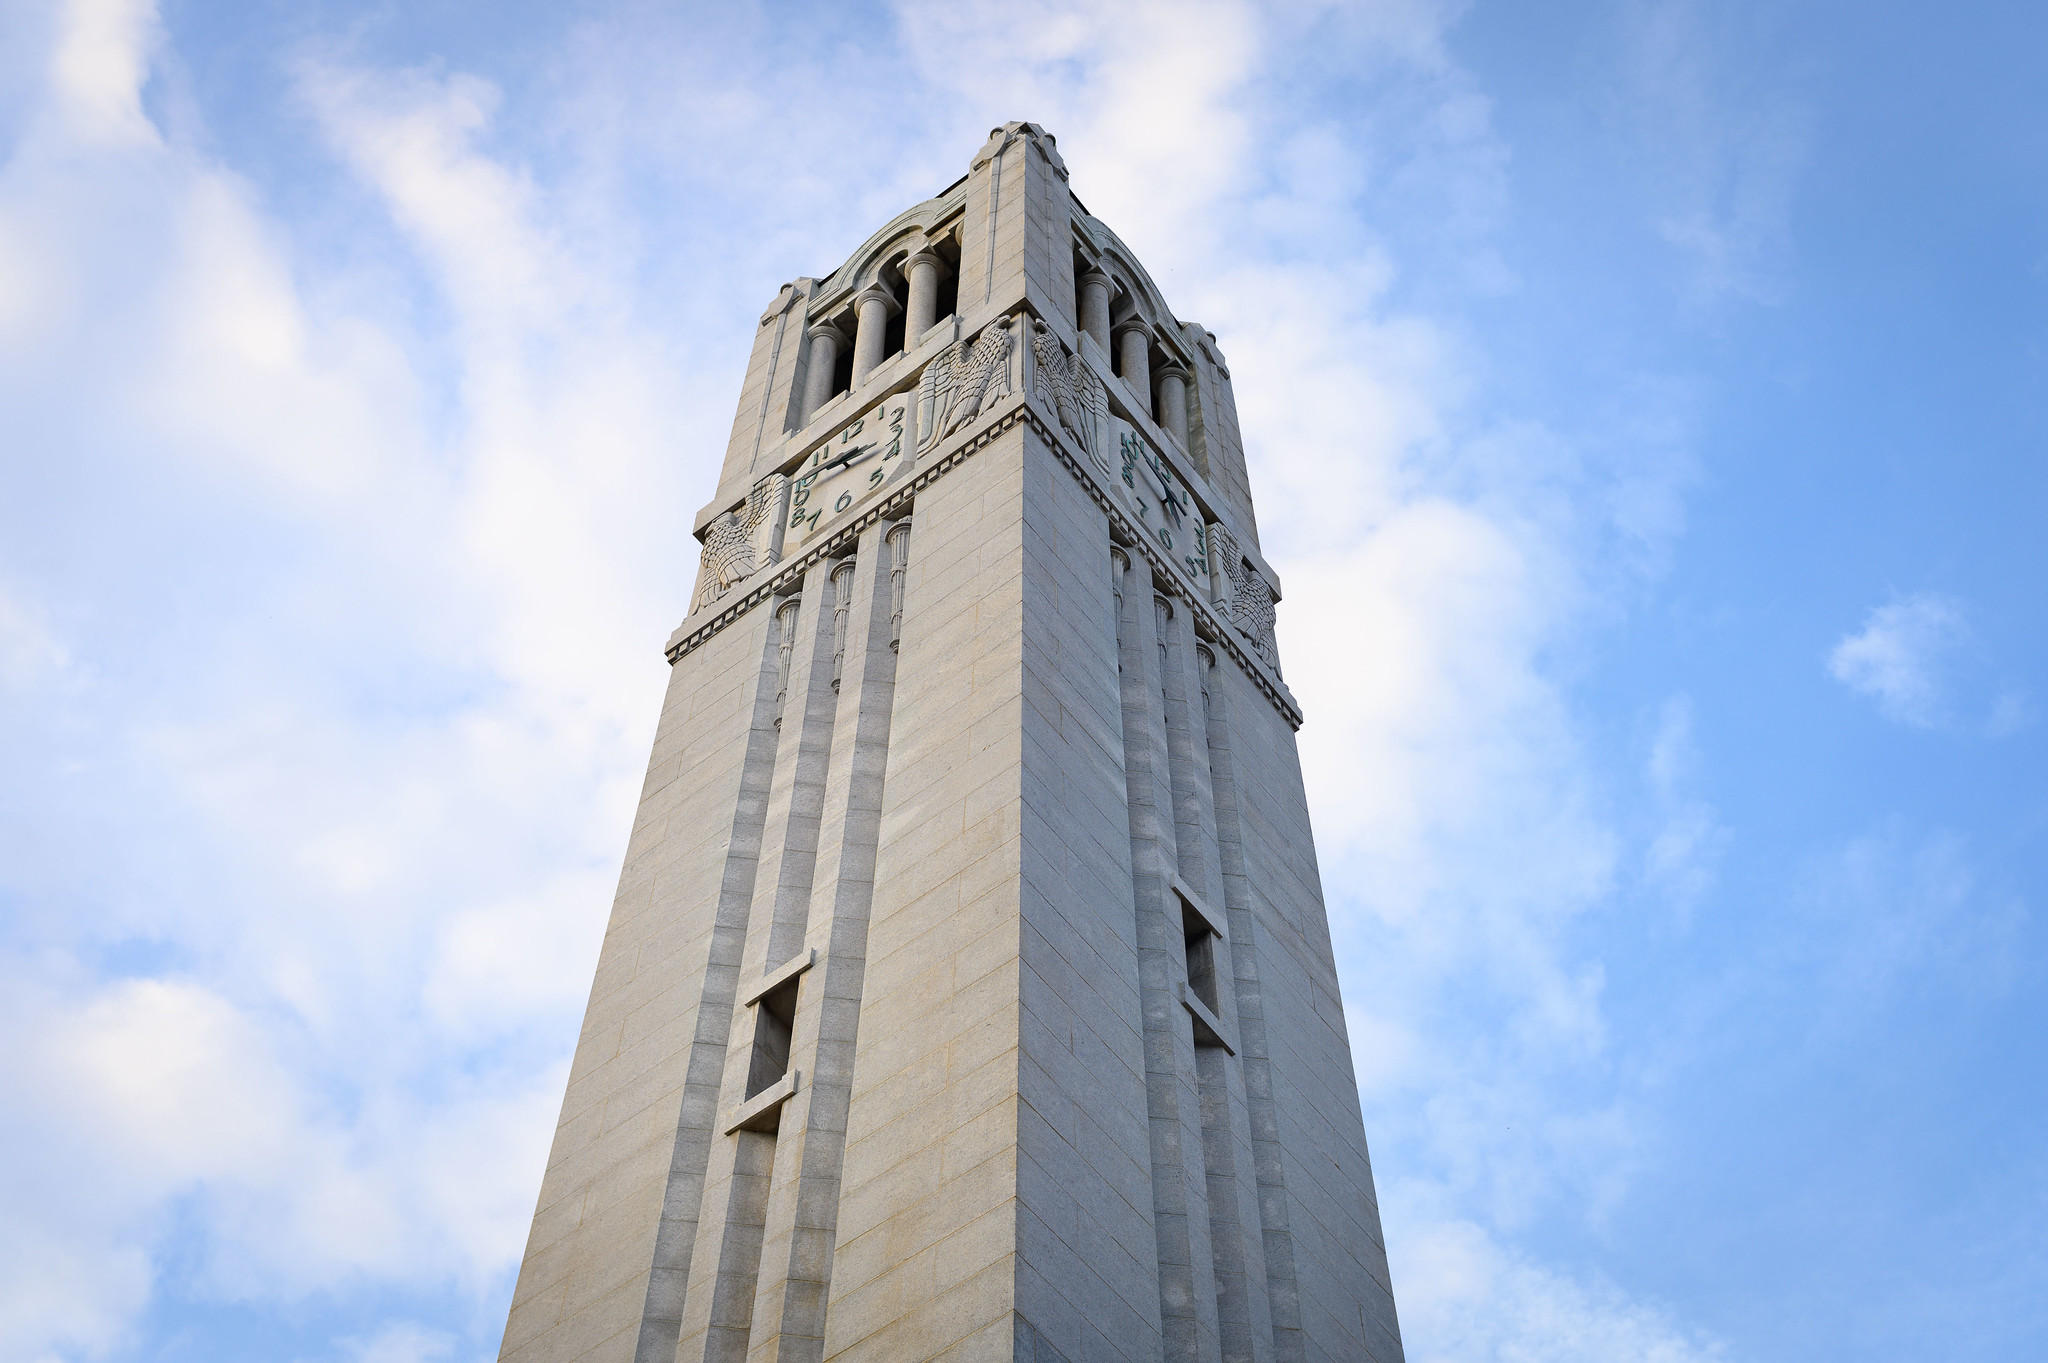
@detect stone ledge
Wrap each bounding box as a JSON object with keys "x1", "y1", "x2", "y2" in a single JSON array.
[
  {"x1": 1178, "y1": 984, "x2": 1236, "y2": 1056},
  {"x1": 742, "y1": 947, "x2": 817, "y2": 1007},
  {"x1": 726, "y1": 1070, "x2": 801, "y2": 1135},
  {"x1": 1172, "y1": 878, "x2": 1228, "y2": 942}
]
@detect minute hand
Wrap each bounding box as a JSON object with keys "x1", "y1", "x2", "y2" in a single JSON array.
[{"x1": 818, "y1": 443, "x2": 875, "y2": 473}]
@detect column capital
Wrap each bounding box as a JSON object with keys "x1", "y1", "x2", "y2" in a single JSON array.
[
  {"x1": 1112, "y1": 317, "x2": 1153, "y2": 342},
  {"x1": 905, "y1": 249, "x2": 944, "y2": 275},
  {"x1": 806, "y1": 318, "x2": 846, "y2": 343},
  {"x1": 1153, "y1": 360, "x2": 1192, "y2": 383},
  {"x1": 854, "y1": 284, "x2": 903, "y2": 317},
  {"x1": 1081, "y1": 268, "x2": 1113, "y2": 290}
]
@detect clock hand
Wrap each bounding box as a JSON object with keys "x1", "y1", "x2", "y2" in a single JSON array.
[{"x1": 818, "y1": 442, "x2": 875, "y2": 473}]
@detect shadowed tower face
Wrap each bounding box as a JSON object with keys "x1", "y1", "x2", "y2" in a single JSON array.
[{"x1": 498, "y1": 122, "x2": 1404, "y2": 1363}]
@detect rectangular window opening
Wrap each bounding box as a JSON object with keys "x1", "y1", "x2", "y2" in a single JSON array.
[
  {"x1": 1181, "y1": 901, "x2": 1221, "y2": 1016},
  {"x1": 745, "y1": 975, "x2": 800, "y2": 1099}
]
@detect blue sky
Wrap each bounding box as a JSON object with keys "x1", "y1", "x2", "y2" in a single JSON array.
[{"x1": 2, "y1": 1, "x2": 2043, "y2": 1360}]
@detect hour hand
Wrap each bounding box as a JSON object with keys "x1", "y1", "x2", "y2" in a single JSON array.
[{"x1": 819, "y1": 442, "x2": 875, "y2": 473}]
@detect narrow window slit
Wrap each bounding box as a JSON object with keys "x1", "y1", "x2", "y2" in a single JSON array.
[
  {"x1": 746, "y1": 974, "x2": 800, "y2": 1103},
  {"x1": 1182, "y1": 900, "x2": 1221, "y2": 1017}
]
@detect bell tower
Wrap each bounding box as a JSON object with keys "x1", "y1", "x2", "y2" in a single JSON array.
[{"x1": 498, "y1": 122, "x2": 1404, "y2": 1363}]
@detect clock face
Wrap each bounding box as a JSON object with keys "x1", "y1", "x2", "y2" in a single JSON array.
[
  {"x1": 788, "y1": 392, "x2": 913, "y2": 543},
  {"x1": 1113, "y1": 420, "x2": 1211, "y2": 587}
]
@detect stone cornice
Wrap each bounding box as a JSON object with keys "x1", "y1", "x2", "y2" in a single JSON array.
[{"x1": 665, "y1": 392, "x2": 1304, "y2": 732}]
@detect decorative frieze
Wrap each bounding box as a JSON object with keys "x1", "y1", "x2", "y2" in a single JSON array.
[{"x1": 672, "y1": 393, "x2": 1301, "y2": 730}]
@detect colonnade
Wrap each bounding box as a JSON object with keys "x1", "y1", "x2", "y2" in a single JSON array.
[
  {"x1": 800, "y1": 256, "x2": 1195, "y2": 449},
  {"x1": 800, "y1": 250, "x2": 950, "y2": 426},
  {"x1": 1086, "y1": 267, "x2": 1190, "y2": 444}
]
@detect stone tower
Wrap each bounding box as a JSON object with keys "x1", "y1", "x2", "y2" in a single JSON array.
[{"x1": 499, "y1": 123, "x2": 1403, "y2": 1363}]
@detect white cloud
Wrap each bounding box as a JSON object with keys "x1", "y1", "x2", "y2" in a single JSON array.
[
  {"x1": 0, "y1": 967, "x2": 572, "y2": 1359},
  {"x1": 1399, "y1": 1219, "x2": 1726, "y2": 1363},
  {"x1": 48, "y1": 0, "x2": 162, "y2": 149},
  {"x1": 1612, "y1": 0, "x2": 1810, "y2": 306},
  {"x1": 1989, "y1": 689, "x2": 2036, "y2": 737},
  {"x1": 0, "y1": 582, "x2": 69, "y2": 689},
  {"x1": 346, "y1": 1322, "x2": 458, "y2": 1363},
  {"x1": 0, "y1": 976, "x2": 296, "y2": 1358},
  {"x1": 1799, "y1": 827, "x2": 2021, "y2": 1025},
  {"x1": 1828, "y1": 591, "x2": 1970, "y2": 727},
  {"x1": 1641, "y1": 695, "x2": 1726, "y2": 922},
  {"x1": 0, "y1": 4, "x2": 668, "y2": 1351}
]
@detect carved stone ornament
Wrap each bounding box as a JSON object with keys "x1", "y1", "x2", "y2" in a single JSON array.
[
  {"x1": 1203, "y1": 519, "x2": 1279, "y2": 674},
  {"x1": 915, "y1": 319, "x2": 1014, "y2": 455},
  {"x1": 694, "y1": 474, "x2": 789, "y2": 612},
  {"x1": 1030, "y1": 319, "x2": 1109, "y2": 471},
  {"x1": 1206, "y1": 520, "x2": 1240, "y2": 609},
  {"x1": 1236, "y1": 573, "x2": 1279, "y2": 675}
]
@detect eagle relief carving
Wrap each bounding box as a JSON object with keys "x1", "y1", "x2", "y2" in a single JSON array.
[
  {"x1": 915, "y1": 318, "x2": 1014, "y2": 455},
  {"x1": 1204, "y1": 519, "x2": 1280, "y2": 674},
  {"x1": 1030, "y1": 319, "x2": 1108, "y2": 470},
  {"x1": 693, "y1": 474, "x2": 786, "y2": 613}
]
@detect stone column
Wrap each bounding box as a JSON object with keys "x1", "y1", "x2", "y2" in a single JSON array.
[
  {"x1": 903, "y1": 250, "x2": 943, "y2": 342},
  {"x1": 1079, "y1": 269, "x2": 1113, "y2": 352},
  {"x1": 1115, "y1": 318, "x2": 1153, "y2": 419},
  {"x1": 850, "y1": 285, "x2": 902, "y2": 386},
  {"x1": 829, "y1": 558, "x2": 857, "y2": 694},
  {"x1": 772, "y1": 596, "x2": 803, "y2": 726},
  {"x1": 800, "y1": 322, "x2": 844, "y2": 426},
  {"x1": 1155, "y1": 363, "x2": 1190, "y2": 444},
  {"x1": 886, "y1": 518, "x2": 913, "y2": 652}
]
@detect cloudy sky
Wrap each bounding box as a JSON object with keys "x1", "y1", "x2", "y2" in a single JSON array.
[{"x1": 2, "y1": 0, "x2": 2044, "y2": 1360}]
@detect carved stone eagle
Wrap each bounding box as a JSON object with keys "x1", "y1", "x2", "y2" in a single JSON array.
[
  {"x1": 694, "y1": 477, "x2": 778, "y2": 611},
  {"x1": 1031, "y1": 319, "x2": 1108, "y2": 470},
  {"x1": 916, "y1": 322, "x2": 1013, "y2": 454}
]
